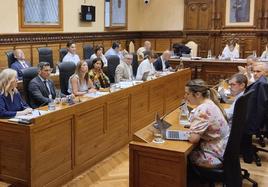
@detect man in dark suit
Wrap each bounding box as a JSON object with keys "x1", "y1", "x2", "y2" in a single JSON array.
[
  {"x1": 28, "y1": 62, "x2": 56, "y2": 109},
  {"x1": 154, "y1": 50, "x2": 171, "y2": 71},
  {"x1": 242, "y1": 62, "x2": 268, "y2": 163},
  {"x1": 11, "y1": 49, "x2": 31, "y2": 80}
]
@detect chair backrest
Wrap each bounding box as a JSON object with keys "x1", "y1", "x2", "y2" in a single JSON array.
[
  {"x1": 59, "y1": 48, "x2": 68, "y2": 62},
  {"x1": 38, "y1": 47, "x2": 54, "y2": 69},
  {"x1": 131, "y1": 53, "x2": 139, "y2": 77},
  {"x1": 5, "y1": 51, "x2": 16, "y2": 68},
  {"x1": 185, "y1": 41, "x2": 198, "y2": 57},
  {"x1": 129, "y1": 41, "x2": 135, "y2": 53},
  {"x1": 21, "y1": 67, "x2": 39, "y2": 106},
  {"x1": 83, "y1": 45, "x2": 94, "y2": 60},
  {"x1": 223, "y1": 89, "x2": 254, "y2": 187},
  {"x1": 107, "y1": 55, "x2": 120, "y2": 83},
  {"x1": 58, "y1": 62, "x2": 76, "y2": 95}
]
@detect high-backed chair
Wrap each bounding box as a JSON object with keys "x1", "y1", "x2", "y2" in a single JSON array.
[
  {"x1": 185, "y1": 41, "x2": 198, "y2": 57},
  {"x1": 58, "y1": 62, "x2": 76, "y2": 95},
  {"x1": 191, "y1": 90, "x2": 257, "y2": 187},
  {"x1": 59, "y1": 48, "x2": 68, "y2": 62},
  {"x1": 83, "y1": 45, "x2": 94, "y2": 60},
  {"x1": 129, "y1": 41, "x2": 135, "y2": 53},
  {"x1": 107, "y1": 55, "x2": 120, "y2": 83},
  {"x1": 21, "y1": 67, "x2": 39, "y2": 106},
  {"x1": 38, "y1": 47, "x2": 54, "y2": 69},
  {"x1": 5, "y1": 51, "x2": 16, "y2": 68},
  {"x1": 131, "y1": 53, "x2": 139, "y2": 77}
]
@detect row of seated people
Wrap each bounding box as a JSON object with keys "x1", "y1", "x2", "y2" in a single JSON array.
[{"x1": 0, "y1": 48, "x2": 174, "y2": 116}]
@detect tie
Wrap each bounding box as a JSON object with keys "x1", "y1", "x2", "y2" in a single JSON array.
[
  {"x1": 43, "y1": 80, "x2": 51, "y2": 95},
  {"x1": 23, "y1": 62, "x2": 28, "y2": 68}
]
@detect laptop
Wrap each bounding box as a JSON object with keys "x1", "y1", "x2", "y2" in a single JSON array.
[{"x1": 141, "y1": 71, "x2": 150, "y2": 81}]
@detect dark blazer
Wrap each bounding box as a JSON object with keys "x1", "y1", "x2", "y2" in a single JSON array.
[
  {"x1": 28, "y1": 76, "x2": 56, "y2": 109},
  {"x1": 244, "y1": 76, "x2": 268, "y2": 134},
  {"x1": 154, "y1": 57, "x2": 170, "y2": 71},
  {"x1": 11, "y1": 60, "x2": 31, "y2": 80},
  {"x1": 0, "y1": 92, "x2": 28, "y2": 118}
]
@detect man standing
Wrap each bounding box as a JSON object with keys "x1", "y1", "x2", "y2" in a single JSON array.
[
  {"x1": 11, "y1": 49, "x2": 31, "y2": 80},
  {"x1": 115, "y1": 53, "x2": 134, "y2": 83},
  {"x1": 28, "y1": 62, "x2": 56, "y2": 108}
]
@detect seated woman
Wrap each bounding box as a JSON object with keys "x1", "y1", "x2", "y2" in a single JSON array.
[
  {"x1": 68, "y1": 61, "x2": 96, "y2": 96},
  {"x1": 185, "y1": 79, "x2": 229, "y2": 168},
  {"x1": 0, "y1": 69, "x2": 32, "y2": 118},
  {"x1": 221, "y1": 40, "x2": 239, "y2": 60},
  {"x1": 88, "y1": 58, "x2": 110, "y2": 91},
  {"x1": 90, "y1": 45, "x2": 108, "y2": 67},
  {"x1": 62, "y1": 40, "x2": 80, "y2": 65}
]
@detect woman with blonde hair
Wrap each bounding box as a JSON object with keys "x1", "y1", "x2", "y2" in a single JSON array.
[
  {"x1": 68, "y1": 60, "x2": 96, "y2": 96},
  {"x1": 0, "y1": 69, "x2": 32, "y2": 117},
  {"x1": 185, "y1": 79, "x2": 229, "y2": 168}
]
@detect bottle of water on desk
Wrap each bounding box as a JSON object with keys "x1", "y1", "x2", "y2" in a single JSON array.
[
  {"x1": 207, "y1": 50, "x2": 212, "y2": 59},
  {"x1": 48, "y1": 94, "x2": 56, "y2": 111}
]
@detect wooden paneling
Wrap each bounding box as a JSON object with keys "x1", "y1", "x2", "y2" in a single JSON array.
[{"x1": 0, "y1": 70, "x2": 191, "y2": 187}]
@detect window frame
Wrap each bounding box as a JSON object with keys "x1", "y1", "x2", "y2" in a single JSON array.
[
  {"x1": 104, "y1": 0, "x2": 128, "y2": 30},
  {"x1": 18, "y1": 0, "x2": 63, "y2": 32}
]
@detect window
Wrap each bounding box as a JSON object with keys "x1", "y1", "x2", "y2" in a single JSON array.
[
  {"x1": 105, "y1": 0, "x2": 127, "y2": 29},
  {"x1": 18, "y1": 0, "x2": 63, "y2": 32}
]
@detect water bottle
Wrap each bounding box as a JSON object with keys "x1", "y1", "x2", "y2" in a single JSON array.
[
  {"x1": 48, "y1": 94, "x2": 56, "y2": 111},
  {"x1": 207, "y1": 50, "x2": 212, "y2": 59}
]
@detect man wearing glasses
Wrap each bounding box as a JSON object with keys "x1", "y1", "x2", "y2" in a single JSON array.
[
  {"x1": 114, "y1": 53, "x2": 134, "y2": 83},
  {"x1": 28, "y1": 62, "x2": 56, "y2": 108}
]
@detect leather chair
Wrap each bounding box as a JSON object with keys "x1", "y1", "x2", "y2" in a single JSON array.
[
  {"x1": 5, "y1": 51, "x2": 16, "y2": 68},
  {"x1": 107, "y1": 55, "x2": 120, "y2": 83},
  {"x1": 58, "y1": 62, "x2": 76, "y2": 95},
  {"x1": 59, "y1": 48, "x2": 68, "y2": 62},
  {"x1": 83, "y1": 45, "x2": 94, "y2": 60},
  {"x1": 21, "y1": 67, "x2": 39, "y2": 106},
  {"x1": 131, "y1": 53, "x2": 139, "y2": 77},
  {"x1": 38, "y1": 47, "x2": 54, "y2": 69},
  {"x1": 190, "y1": 90, "x2": 257, "y2": 187}
]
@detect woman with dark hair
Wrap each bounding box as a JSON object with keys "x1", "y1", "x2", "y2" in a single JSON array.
[
  {"x1": 185, "y1": 79, "x2": 229, "y2": 168},
  {"x1": 68, "y1": 60, "x2": 96, "y2": 96},
  {"x1": 88, "y1": 58, "x2": 110, "y2": 90},
  {"x1": 62, "y1": 40, "x2": 80, "y2": 65},
  {"x1": 89, "y1": 45, "x2": 108, "y2": 66}
]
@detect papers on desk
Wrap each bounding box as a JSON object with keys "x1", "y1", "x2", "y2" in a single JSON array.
[
  {"x1": 119, "y1": 81, "x2": 134, "y2": 88},
  {"x1": 8, "y1": 110, "x2": 49, "y2": 124},
  {"x1": 85, "y1": 91, "x2": 110, "y2": 98}
]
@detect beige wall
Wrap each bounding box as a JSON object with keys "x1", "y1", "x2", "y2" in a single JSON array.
[{"x1": 0, "y1": 0, "x2": 183, "y2": 33}]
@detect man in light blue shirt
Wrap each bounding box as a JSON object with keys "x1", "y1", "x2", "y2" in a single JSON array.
[{"x1": 105, "y1": 41, "x2": 121, "y2": 58}]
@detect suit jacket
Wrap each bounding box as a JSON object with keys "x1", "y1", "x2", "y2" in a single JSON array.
[
  {"x1": 154, "y1": 57, "x2": 170, "y2": 71},
  {"x1": 11, "y1": 60, "x2": 31, "y2": 80},
  {"x1": 28, "y1": 76, "x2": 56, "y2": 108},
  {"x1": 115, "y1": 62, "x2": 133, "y2": 83},
  {"x1": 245, "y1": 76, "x2": 268, "y2": 134}
]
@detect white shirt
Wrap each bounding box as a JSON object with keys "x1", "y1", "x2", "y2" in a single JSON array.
[
  {"x1": 221, "y1": 46, "x2": 239, "y2": 60},
  {"x1": 19, "y1": 60, "x2": 28, "y2": 68},
  {"x1": 90, "y1": 54, "x2": 108, "y2": 67},
  {"x1": 136, "y1": 59, "x2": 156, "y2": 80},
  {"x1": 225, "y1": 91, "x2": 244, "y2": 123},
  {"x1": 62, "y1": 52, "x2": 80, "y2": 65},
  {"x1": 161, "y1": 56, "x2": 166, "y2": 70}
]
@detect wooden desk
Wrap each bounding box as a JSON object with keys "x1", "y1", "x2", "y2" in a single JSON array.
[
  {"x1": 169, "y1": 58, "x2": 247, "y2": 85},
  {"x1": 129, "y1": 109, "x2": 194, "y2": 187},
  {"x1": 0, "y1": 69, "x2": 191, "y2": 187}
]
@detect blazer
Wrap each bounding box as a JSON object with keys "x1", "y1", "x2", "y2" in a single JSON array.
[
  {"x1": 28, "y1": 76, "x2": 56, "y2": 109},
  {"x1": 115, "y1": 62, "x2": 133, "y2": 83},
  {"x1": 11, "y1": 60, "x2": 31, "y2": 80},
  {"x1": 0, "y1": 92, "x2": 28, "y2": 118},
  {"x1": 244, "y1": 76, "x2": 268, "y2": 134},
  {"x1": 154, "y1": 57, "x2": 170, "y2": 71}
]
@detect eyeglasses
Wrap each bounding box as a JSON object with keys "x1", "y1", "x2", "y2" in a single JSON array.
[{"x1": 229, "y1": 83, "x2": 239, "y2": 86}]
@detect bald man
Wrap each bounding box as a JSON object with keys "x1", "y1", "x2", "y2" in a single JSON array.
[
  {"x1": 11, "y1": 49, "x2": 31, "y2": 80},
  {"x1": 137, "y1": 41, "x2": 151, "y2": 61},
  {"x1": 154, "y1": 50, "x2": 172, "y2": 71}
]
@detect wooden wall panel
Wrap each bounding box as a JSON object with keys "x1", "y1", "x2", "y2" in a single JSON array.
[
  {"x1": 47, "y1": 43, "x2": 60, "y2": 64},
  {"x1": 32, "y1": 44, "x2": 46, "y2": 66},
  {"x1": 0, "y1": 46, "x2": 13, "y2": 70},
  {"x1": 155, "y1": 39, "x2": 171, "y2": 51}
]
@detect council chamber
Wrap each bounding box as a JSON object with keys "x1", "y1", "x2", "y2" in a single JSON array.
[{"x1": 0, "y1": 0, "x2": 268, "y2": 187}]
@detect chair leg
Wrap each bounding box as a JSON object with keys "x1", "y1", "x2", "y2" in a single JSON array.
[{"x1": 241, "y1": 168, "x2": 258, "y2": 187}]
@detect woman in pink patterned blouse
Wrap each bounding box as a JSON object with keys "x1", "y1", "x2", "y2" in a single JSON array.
[{"x1": 185, "y1": 79, "x2": 230, "y2": 168}]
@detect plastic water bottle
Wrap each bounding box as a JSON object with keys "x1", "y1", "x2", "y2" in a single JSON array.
[{"x1": 48, "y1": 94, "x2": 56, "y2": 111}]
